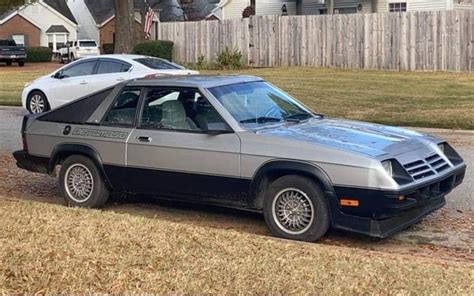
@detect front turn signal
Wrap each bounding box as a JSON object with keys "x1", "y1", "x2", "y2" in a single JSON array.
[{"x1": 340, "y1": 199, "x2": 359, "y2": 207}]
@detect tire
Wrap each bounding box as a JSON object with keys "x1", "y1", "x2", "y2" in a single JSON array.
[
  {"x1": 263, "y1": 175, "x2": 330, "y2": 242},
  {"x1": 70, "y1": 54, "x2": 75, "y2": 62},
  {"x1": 6, "y1": 61, "x2": 12, "y2": 66},
  {"x1": 26, "y1": 91, "x2": 50, "y2": 114},
  {"x1": 18, "y1": 61, "x2": 25, "y2": 67},
  {"x1": 59, "y1": 155, "x2": 110, "y2": 208}
]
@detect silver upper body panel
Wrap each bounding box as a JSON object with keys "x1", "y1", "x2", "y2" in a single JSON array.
[{"x1": 24, "y1": 75, "x2": 463, "y2": 192}]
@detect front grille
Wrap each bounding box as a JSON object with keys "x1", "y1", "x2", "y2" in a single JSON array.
[{"x1": 403, "y1": 153, "x2": 450, "y2": 181}]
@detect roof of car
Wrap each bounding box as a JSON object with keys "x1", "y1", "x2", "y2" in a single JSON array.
[{"x1": 127, "y1": 75, "x2": 264, "y2": 88}]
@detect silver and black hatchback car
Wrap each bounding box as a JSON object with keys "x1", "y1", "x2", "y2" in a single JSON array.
[{"x1": 14, "y1": 75, "x2": 466, "y2": 242}]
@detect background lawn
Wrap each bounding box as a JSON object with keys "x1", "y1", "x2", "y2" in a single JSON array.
[{"x1": 0, "y1": 64, "x2": 473, "y2": 129}]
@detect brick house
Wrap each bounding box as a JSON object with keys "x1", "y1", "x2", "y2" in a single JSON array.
[{"x1": 0, "y1": 0, "x2": 77, "y2": 51}]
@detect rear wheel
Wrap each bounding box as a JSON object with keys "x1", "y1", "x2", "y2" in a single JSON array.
[
  {"x1": 26, "y1": 91, "x2": 49, "y2": 114},
  {"x1": 59, "y1": 155, "x2": 109, "y2": 208},
  {"x1": 263, "y1": 175, "x2": 330, "y2": 242}
]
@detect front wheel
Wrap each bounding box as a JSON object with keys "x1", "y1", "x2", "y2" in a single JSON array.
[
  {"x1": 26, "y1": 91, "x2": 50, "y2": 114},
  {"x1": 6, "y1": 61, "x2": 12, "y2": 66},
  {"x1": 263, "y1": 175, "x2": 330, "y2": 242},
  {"x1": 18, "y1": 61, "x2": 25, "y2": 67},
  {"x1": 59, "y1": 155, "x2": 109, "y2": 208}
]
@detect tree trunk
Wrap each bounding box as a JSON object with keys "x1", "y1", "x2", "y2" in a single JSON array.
[{"x1": 114, "y1": 0, "x2": 135, "y2": 53}]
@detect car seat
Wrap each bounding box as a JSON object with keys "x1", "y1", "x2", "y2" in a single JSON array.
[{"x1": 161, "y1": 100, "x2": 198, "y2": 130}]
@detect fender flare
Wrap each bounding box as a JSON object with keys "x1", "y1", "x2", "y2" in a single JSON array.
[
  {"x1": 249, "y1": 160, "x2": 339, "y2": 218},
  {"x1": 49, "y1": 143, "x2": 112, "y2": 189}
]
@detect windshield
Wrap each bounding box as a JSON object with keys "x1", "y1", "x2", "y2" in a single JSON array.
[
  {"x1": 134, "y1": 57, "x2": 184, "y2": 70},
  {"x1": 79, "y1": 41, "x2": 97, "y2": 47},
  {"x1": 209, "y1": 81, "x2": 314, "y2": 129}
]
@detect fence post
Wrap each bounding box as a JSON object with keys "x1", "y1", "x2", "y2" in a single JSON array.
[{"x1": 248, "y1": 16, "x2": 255, "y2": 67}]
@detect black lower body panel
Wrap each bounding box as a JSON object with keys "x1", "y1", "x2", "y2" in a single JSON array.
[
  {"x1": 13, "y1": 150, "x2": 49, "y2": 174},
  {"x1": 330, "y1": 165, "x2": 466, "y2": 238}
]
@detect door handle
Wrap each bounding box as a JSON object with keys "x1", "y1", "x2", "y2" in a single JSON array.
[
  {"x1": 79, "y1": 80, "x2": 88, "y2": 85},
  {"x1": 136, "y1": 136, "x2": 152, "y2": 142}
]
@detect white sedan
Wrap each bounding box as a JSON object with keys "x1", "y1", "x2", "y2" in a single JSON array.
[{"x1": 22, "y1": 54, "x2": 199, "y2": 114}]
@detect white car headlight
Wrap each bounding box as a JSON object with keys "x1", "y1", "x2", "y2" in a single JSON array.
[
  {"x1": 382, "y1": 160, "x2": 393, "y2": 177},
  {"x1": 24, "y1": 81, "x2": 33, "y2": 88}
]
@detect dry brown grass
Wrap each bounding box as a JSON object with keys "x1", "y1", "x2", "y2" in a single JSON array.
[{"x1": 1, "y1": 198, "x2": 473, "y2": 294}]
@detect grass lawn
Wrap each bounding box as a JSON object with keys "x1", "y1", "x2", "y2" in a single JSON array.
[
  {"x1": 1, "y1": 198, "x2": 473, "y2": 294},
  {"x1": 0, "y1": 63, "x2": 473, "y2": 129}
]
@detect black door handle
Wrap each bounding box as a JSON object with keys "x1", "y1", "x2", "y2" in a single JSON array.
[{"x1": 136, "y1": 136, "x2": 152, "y2": 142}]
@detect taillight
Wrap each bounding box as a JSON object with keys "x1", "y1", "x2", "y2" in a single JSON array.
[{"x1": 22, "y1": 133, "x2": 28, "y2": 152}]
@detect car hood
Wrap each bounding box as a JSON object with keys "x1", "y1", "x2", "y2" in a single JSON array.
[{"x1": 256, "y1": 118, "x2": 438, "y2": 158}]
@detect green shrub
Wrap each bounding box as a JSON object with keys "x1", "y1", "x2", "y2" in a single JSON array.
[
  {"x1": 217, "y1": 47, "x2": 243, "y2": 69},
  {"x1": 103, "y1": 43, "x2": 114, "y2": 54},
  {"x1": 132, "y1": 40, "x2": 174, "y2": 61},
  {"x1": 26, "y1": 47, "x2": 52, "y2": 62}
]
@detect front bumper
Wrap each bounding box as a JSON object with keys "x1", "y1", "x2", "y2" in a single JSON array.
[
  {"x1": 330, "y1": 165, "x2": 466, "y2": 238},
  {"x1": 13, "y1": 150, "x2": 49, "y2": 174}
]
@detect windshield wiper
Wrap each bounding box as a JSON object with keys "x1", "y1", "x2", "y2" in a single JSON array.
[
  {"x1": 240, "y1": 117, "x2": 282, "y2": 124},
  {"x1": 284, "y1": 113, "x2": 313, "y2": 122}
]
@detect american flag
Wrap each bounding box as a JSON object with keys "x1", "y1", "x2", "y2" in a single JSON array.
[{"x1": 144, "y1": 0, "x2": 155, "y2": 39}]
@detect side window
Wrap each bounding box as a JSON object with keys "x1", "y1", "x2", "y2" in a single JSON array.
[
  {"x1": 103, "y1": 88, "x2": 141, "y2": 126},
  {"x1": 139, "y1": 88, "x2": 226, "y2": 132},
  {"x1": 96, "y1": 60, "x2": 126, "y2": 74},
  {"x1": 61, "y1": 60, "x2": 96, "y2": 78}
]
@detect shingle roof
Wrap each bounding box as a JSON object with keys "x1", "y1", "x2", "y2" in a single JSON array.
[
  {"x1": 45, "y1": 24, "x2": 70, "y2": 33},
  {"x1": 0, "y1": 1, "x2": 77, "y2": 24},
  {"x1": 44, "y1": 0, "x2": 77, "y2": 24}
]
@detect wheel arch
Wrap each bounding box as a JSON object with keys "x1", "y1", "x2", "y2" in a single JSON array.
[
  {"x1": 249, "y1": 160, "x2": 337, "y2": 211},
  {"x1": 49, "y1": 143, "x2": 112, "y2": 189}
]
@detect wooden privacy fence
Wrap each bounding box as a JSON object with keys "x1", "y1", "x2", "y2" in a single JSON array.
[{"x1": 157, "y1": 11, "x2": 474, "y2": 72}]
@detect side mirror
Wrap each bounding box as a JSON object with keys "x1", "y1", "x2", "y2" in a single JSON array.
[
  {"x1": 54, "y1": 71, "x2": 64, "y2": 79},
  {"x1": 205, "y1": 123, "x2": 232, "y2": 135}
]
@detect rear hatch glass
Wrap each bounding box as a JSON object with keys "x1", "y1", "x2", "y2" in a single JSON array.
[
  {"x1": 134, "y1": 58, "x2": 184, "y2": 70},
  {"x1": 79, "y1": 41, "x2": 97, "y2": 47}
]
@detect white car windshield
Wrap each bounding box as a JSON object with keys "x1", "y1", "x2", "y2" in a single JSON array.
[{"x1": 209, "y1": 81, "x2": 314, "y2": 129}]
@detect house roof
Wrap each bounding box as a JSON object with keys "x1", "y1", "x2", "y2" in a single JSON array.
[
  {"x1": 44, "y1": 0, "x2": 77, "y2": 24},
  {"x1": 0, "y1": 0, "x2": 77, "y2": 24},
  {"x1": 84, "y1": 0, "x2": 115, "y2": 26},
  {"x1": 84, "y1": 0, "x2": 157, "y2": 25},
  {"x1": 45, "y1": 24, "x2": 70, "y2": 33}
]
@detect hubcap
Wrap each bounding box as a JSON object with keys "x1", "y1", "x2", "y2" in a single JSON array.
[
  {"x1": 272, "y1": 188, "x2": 314, "y2": 235},
  {"x1": 64, "y1": 164, "x2": 94, "y2": 203},
  {"x1": 29, "y1": 94, "x2": 45, "y2": 114}
]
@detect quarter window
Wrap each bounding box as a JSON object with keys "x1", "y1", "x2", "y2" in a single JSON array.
[
  {"x1": 61, "y1": 60, "x2": 96, "y2": 78},
  {"x1": 389, "y1": 2, "x2": 407, "y2": 12},
  {"x1": 103, "y1": 88, "x2": 141, "y2": 126}
]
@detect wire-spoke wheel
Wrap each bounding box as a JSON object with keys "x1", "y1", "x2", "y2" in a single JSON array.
[
  {"x1": 27, "y1": 91, "x2": 49, "y2": 114},
  {"x1": 64, "y1": 164, "x2": 94, "y2": 203},
  {"x1": 59, "y1": 155, "x2": 110, "y2": 208},
  {"x1": 272, "y1": 188, "x2": 314, "y2": 235},
  {"x1": 263, "y1": 175, "x2": 330, "y2": 242}
]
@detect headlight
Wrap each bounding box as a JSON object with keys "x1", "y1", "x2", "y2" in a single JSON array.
[
  {"x1": 24, "y1": 81, "x2": 33, "y2": 88},
  {"x1": 382, "y1": 160, "x2": 393, "y2": 177},
  {"x1": 438, "y1": 143, "x2": 445, "y2": 154}
]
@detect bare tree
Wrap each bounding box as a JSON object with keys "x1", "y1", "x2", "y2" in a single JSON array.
[{"x1": 114, "y1": 0, "x2": 136, "y2": 53}]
